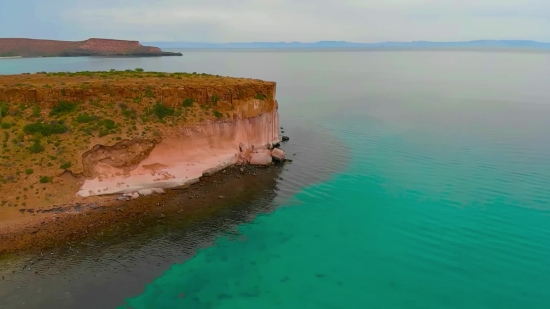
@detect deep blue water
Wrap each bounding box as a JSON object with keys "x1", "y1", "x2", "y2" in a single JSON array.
[{"x1": 1, "y1": 50, "x2": 550, "y2": 308}]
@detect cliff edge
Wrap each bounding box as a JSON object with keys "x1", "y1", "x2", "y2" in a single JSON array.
[
  {"x1": 0, "y1": 70, "x2": 282, "y2": 216},
  {"x1": 0, "y1": 38, "x2": 182, "y2": 57}
]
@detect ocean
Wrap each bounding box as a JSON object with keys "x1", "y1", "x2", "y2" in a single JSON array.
[{"x1": 1, "y1": 50, "x2": 550, "y2": 308}]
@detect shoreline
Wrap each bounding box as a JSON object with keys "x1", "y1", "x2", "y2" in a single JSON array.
[{"x1": 0, "y1": 162, "x2": 288, "y2": 254}]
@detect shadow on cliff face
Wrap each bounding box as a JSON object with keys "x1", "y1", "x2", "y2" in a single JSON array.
[{"x1": 0, "y1": 164, "x2": 284, "y2": 309}]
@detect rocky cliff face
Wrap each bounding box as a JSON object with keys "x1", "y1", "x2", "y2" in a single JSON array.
[
  {"x1": 0, "y1": 70, "x2": 279, "y2": 208},
  {"x1": 0, "y1": 38, "x2": 181, "y2": 57}
]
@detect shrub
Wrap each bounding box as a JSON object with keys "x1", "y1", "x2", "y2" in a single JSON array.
[
  {"x1": 27, "y1": 140, "x2": 45, "y2": 153},
  {"x1": 25, "y1": 169, "x2": 34, "y2": 175},
  {"x1": 60, "y1": 162, "x2": 71, "y2": 169},
  {"x1": 39, "y1": 176, "x2": 52, "y2": 183},
  {"x1": 135, "y1": 68, "x2": 144, "y2": 72},
  {"x1": 23, "y1": 122, "x2": 68, "y2": 136},
  {"x1": 144, "y1": 87, "x2": 155, "y2": 98},
  {"x1": 153, "y1": 103, "x2": 174, "y2": 119},
  {"x1": 0, "y1": 102, "x2": 8, "y2": 117},
  {"x1": 102, "y1": 119, "x2": 116, "y2": 130},
  {"x1": 49, "y1": 101, "x2": 78, "y2": 116},
  {"x1": 0, "y1": 122, "x2": 13, "y2": 129},
  {"x1": 255, "y1": 93, "x2": 267, "y2": 100},
  {"x1": 211, "y1": 95, "x2": 219, "y2": 104},
  {"x1": 213, "y1": 110, "x2": 223, "y2": 118},
  {"x1": 182, "y1": 98, "x2": 194, "y2": 107}
]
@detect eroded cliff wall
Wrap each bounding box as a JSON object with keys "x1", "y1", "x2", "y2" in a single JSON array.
[{"x1": 0, "y1": 70, "x2": 279, "y2": 206}]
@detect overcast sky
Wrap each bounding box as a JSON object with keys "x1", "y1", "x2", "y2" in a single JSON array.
[{"x1": 2, "y1": 0, "x2": 550, "y2": 42}]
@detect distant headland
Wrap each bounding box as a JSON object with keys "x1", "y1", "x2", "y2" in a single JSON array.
[
  {"x1": 0, "y1": 38, "x2": 182, "y2": 57},
  {"x1": 144, "y1": 40, "x2": 550, "y2": 50}
]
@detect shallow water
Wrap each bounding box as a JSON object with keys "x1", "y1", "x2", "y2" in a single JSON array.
[{"x1": 2, "y1": 50, "x2": 550, "y2": 308}]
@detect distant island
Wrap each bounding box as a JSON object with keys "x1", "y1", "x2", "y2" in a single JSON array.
[
  {"x1": 143, "y1": 40, "x2": 550, "y2": 50},
  {"x1": 0, "y1": 38, "x2": 182, "y2": 57}
]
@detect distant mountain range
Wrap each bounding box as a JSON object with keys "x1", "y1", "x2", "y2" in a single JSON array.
[{"x1": 143, "y1": 40, "x2": 550, "y2": 49}]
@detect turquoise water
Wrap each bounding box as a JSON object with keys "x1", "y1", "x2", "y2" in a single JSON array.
[{"x1": 2, "y1": 51, "x2": 550, "y2": 308}]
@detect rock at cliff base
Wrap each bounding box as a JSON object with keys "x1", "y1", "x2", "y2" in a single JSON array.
[
  {"x1": 151, "y1": 188, "x2": 166, "y2": 194},
  {"x1": 250, "y1": 152, "x2": 273, "y2": 165},
  {"x1": 138, "y1": 189, "x2": 153, "y2": 196},
  {"x1": 271, "y1": 148, "x2": 286, "y2": 162},
  {"x1": 282, "y1": 136, "x2": 290, "y2": 141},
  {"x1": 131, "y1": 192, "x2": 140, "y2": 199}
]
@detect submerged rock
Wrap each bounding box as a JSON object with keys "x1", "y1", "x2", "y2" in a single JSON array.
[{"x1": 282, "y1": 136, "x2": 290, "y2": 141}]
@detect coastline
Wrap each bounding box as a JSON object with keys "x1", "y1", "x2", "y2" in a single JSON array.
[
  {"x1": 0, "y1": 70, "x2": 286, "y2": 254},
  {"x1": 0, "y1": 162, "x2": 288, "y2": 254}
]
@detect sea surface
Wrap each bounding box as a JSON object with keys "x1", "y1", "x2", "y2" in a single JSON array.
[{"x1": 1, "y1": 50, "x2": 550, "y2": 308}]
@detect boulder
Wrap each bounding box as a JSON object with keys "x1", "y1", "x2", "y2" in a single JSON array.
[
  {"x1": 250, "y1": 152, "x2": 272, "y2": 165},
  {"x1": 131, "y1": 192, "x2": 140, "y2": 199},
  {"x1": 282, "y1": 136, "x2": 290, "y2": 141},
  {"x1": 151, "y1": 188, "x2": 166, "y2": 194},
  {"x1": 271, "y1": 148, "x2": 286, "y2": 162},
  {"x1": 138, "y1": 189, "x2": 153, "y2": 196}
]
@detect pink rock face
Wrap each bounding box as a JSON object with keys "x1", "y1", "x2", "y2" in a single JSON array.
[
  {"x1": 77, "y1": 109, "x2": 281, "y2": 197},
  {"x1": 250, "y1": 152, "x2": 273, "y2": 165},
  {"x1": 271, "y1": 148, "x2": 286, "y2": 161}
]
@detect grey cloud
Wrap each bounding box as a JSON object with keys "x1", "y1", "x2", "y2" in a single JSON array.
[{"x1": 3, "y1": 0, "x2": 550, "y2": 42}]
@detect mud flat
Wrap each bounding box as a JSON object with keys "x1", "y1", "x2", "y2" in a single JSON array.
[{"x1": 0, "y1": 69, "x2": 287, "y2": 252}]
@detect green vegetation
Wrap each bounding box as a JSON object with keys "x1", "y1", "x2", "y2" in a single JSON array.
[
  {"x1": 60, "y1": 162, "x2": 71, "y2": 169},
  {"x1": 153, "y1": 103, "x2": 174, "y2": 119},
  {"x1": 182, "y1": 98, "x2": 194, "y2": 107},
  {"x1": 39, "y1": 176, "x2": 52, "y2": 183},
  {"x1": 213, "y1": 110, "x2": 223, "y2": 118},
  {"x1": 1, "y1": 122, "x2": 14, "y2": 129},
  {"x1": 76, "y1": 113, "x2": 100, "y2": 123},
  {"x1": 49, "y1": 101, "x2": 78, "y2": 117},
  {"x1": 27, "y1": 140, "x2": 45, "y2": 153},
  {"x1": 144, "y1": 86, "x2": 155, "y2": 98},
  {"x1": 23, "y1": 121, "x2": 68, "y2": 136},
  {"x1": 255, "y1": 93, "x2": 267, "y2": 100},
  {"x1": 211, "y1": 95, "x2": 220, "y2": 105},
  {"x1": 24, "y1": 169, "x2": 34, "y2": 175}
]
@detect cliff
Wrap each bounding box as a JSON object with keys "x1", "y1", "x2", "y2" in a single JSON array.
[
  {"x1": 0, "y1": 70, "x2": 281, "y2": 217},
  {"x1": 0, "y1": 38, "x2": 182, "y2": 57}
]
